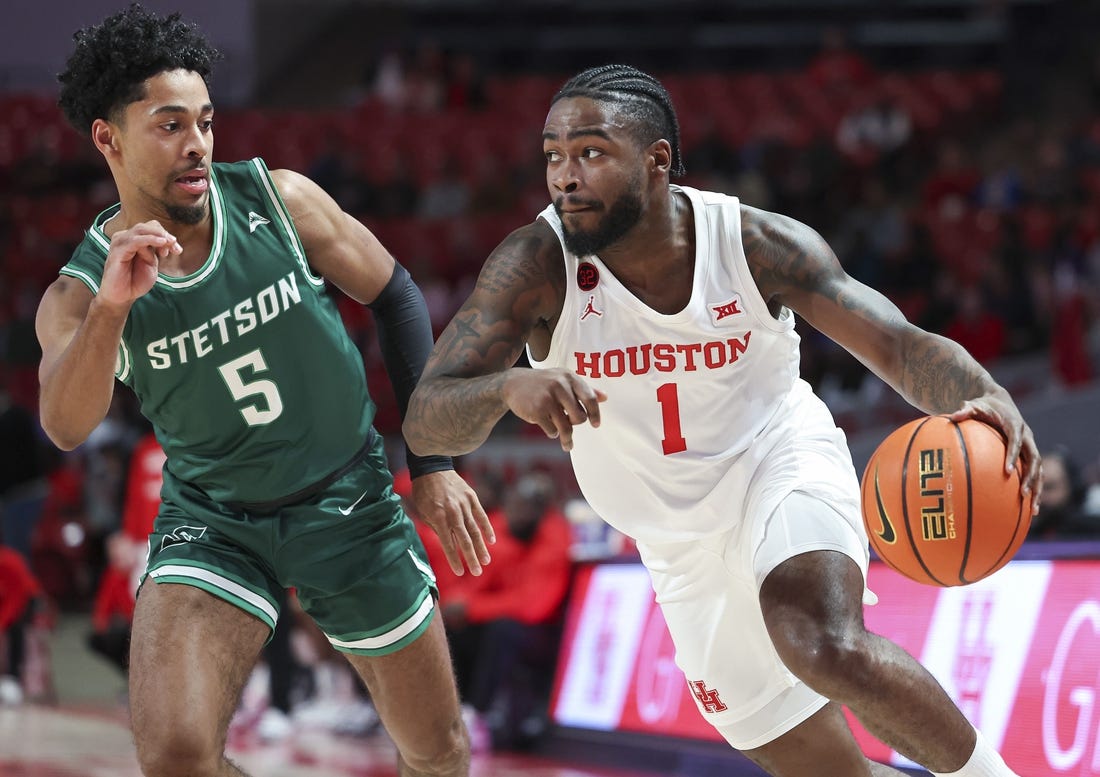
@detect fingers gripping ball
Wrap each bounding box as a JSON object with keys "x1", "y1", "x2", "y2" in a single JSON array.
[{"x1": 860, "y1": 416, "x2": 1031, "y2": 586}]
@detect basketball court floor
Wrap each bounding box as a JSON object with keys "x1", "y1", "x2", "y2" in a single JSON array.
[
  {"x1": 0, "y1": 614, "x2": 663, "y2": 777},
  {"x1": 0, "y1": 703, "x2": 661, "y2": 777}
]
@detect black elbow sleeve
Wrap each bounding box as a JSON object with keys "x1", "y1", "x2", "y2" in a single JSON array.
[{"x1": 368, "y1": 263, "x2": 453, "y2": 479}]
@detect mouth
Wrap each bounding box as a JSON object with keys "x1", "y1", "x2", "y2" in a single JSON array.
[
  {"x1": 557, "y1": 198, "x2": 600, "y2": 214},
  {"x1": 174, "y1": 168, "x2": 209, "y2": 196}
]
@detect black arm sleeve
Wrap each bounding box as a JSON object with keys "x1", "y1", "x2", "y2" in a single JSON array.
[{"x1": 367, "y1": 262, "x2": 454, "y2": 479}]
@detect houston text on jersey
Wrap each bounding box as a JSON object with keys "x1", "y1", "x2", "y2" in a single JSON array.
[{"x1": 573, "y1": 332, "x2": 752, "y2": 378}]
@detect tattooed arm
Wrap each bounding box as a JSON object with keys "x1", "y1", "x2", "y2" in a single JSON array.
[
  {"x1": 741, "y1": 204, "x2": 1041, "y2": 507},
  {"x1": 404, "y1": 219, "x2": 606, "y2": 456}
]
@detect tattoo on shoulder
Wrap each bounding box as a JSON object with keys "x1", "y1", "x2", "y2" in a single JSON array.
[
  {"x1": 426, "y1": 224, "x2": 563, "y2": 377},
  {"x1": 741, "y1": 206, "x2": 836, "y2": 299},
  {"x1": 477, "y1": 227, "x2": 562, "y2": 295}
]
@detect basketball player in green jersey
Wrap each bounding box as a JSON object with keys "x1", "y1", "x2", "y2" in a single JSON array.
[{"x1": 36, "y1": 6, "x2": 493, "y2": 777}]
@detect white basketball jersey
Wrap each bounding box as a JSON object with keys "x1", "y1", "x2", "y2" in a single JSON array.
[{"x1": 531, "y1": 186, "x2": 850, "y2": 543}]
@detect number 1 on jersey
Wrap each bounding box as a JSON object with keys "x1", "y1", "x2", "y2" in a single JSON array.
[{"x1": 656, "y1": 382, "x2": 686, "y2": 455}]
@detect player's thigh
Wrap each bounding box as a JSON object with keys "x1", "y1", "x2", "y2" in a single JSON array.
[
  {"x1": 741, "y1": 702, "x2": 883, "y2": 777},
  {"x1": 753, "y1": 492, "x2": 871, "y2": 660},
  {"x1": 129, "y1": 581, "x2": 269, "y2": 749},
  {"x1": 277, "y1": 455, "x2": 438, "y2": 655},
  {"x1": 344, "y1": 611, "x2": 464, "y2": 757}
]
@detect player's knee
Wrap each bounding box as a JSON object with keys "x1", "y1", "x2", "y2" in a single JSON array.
[
  {"x1": 135, "y1": 723, "x2": 223, "y2": 777},
  {"x1": 400, "y1": 714, "x2": 470, "y2": 776},
  {"x1": 771, "y1": 620, "x2": 870, "y2": 691}
]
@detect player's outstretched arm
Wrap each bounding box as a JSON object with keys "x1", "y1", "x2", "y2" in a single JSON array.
[
  {"x1": 741, "y1": 204, "x2": 1041, "y2": 508},
  {"x1": 272, "y1": 168, "x2": 434, "y2": 449},
  {"x1": 404, "y1": 220, "x2": 605, "y2": 456},
  {"x1": 272, "y1": 168, "x2": 496, "y2": 574}
]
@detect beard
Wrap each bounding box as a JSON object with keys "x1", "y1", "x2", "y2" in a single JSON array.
[
  {"x1": 556, "y1": 189, "x2": 644, "y2": 257},
  {"x1": 166, "y1": 201, "x2": 206, "y2": 225}
]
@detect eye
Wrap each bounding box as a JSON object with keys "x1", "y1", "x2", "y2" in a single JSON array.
[
  {"x1": 582, "y1": 147, "x2": 603, "y2": 159},
  {"x1": 201, "y1": 119, "x2": 214, "y2": 131},
  {"x1": 545, "y1": 150, "x2": 561, "y2": 162},
  {"x1": 163, "y1": 121, "x2": 179, "y2": 132}
]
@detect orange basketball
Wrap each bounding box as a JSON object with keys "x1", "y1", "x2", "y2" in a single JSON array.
[{"x1": 860, "y1": 415, "x2": 1031, "y2": 587}]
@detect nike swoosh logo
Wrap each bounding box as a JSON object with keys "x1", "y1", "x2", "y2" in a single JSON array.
[
  {"x1": 872, "y1": 468, "x2": 897, "y2": 544},
  {"x1": 338, "y1": 488, "x2": 371, "y2": 516}
]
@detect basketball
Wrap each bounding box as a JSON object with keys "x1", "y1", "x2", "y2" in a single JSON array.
[{"x1": 860, "y1": 415, "x2": 1031, "y2": 587}]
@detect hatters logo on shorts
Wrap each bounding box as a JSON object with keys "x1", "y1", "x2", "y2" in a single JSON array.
[
  {"x1": 689, "y1": 680, "x2": 728, "y2": 713},
  {"x1": 577, "y1": 262, "x2": 599, "y2": 291},
  {"x1": 161, "y1": 524, "x2": 208, "y2": 551}
]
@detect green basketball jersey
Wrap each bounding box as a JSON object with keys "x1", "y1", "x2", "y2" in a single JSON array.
[{"x1": 60, "y1": 158, "x2": 374, "y2": 503}]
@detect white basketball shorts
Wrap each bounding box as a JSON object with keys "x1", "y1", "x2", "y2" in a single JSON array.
[{"x1": 636, "y1": 487, "x2": 876, "y2": 750}]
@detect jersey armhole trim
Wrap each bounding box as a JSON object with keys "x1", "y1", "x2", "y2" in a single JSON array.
[
  {"x1": 116, "y1": 340, "x2": 133, "y2": 383},
  {"x1": 248, "y1": 158, "x2": 325, "y2": 289},
  {"x1": 59, "y1": 267, "x2": 100, "y2": 295},
  {"x1": 530, "y1": 210, "x2": 575, "y2": 370}
]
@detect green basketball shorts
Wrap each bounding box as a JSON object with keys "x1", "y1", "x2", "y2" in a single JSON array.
[{"x1": 142, "y1": 434, "x2": 438, "y2": 656}]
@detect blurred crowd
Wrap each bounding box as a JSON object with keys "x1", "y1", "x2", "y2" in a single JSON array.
[{"x1": 2, "y1": 29, "x2": 1100, "y2": 751}]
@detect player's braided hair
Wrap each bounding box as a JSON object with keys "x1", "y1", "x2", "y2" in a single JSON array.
[
  {"x1": 58, "y1": 3, "x2": 222, "y2": 132},
  {"x1": 552, "y1": 64, "x2": 686, "y2": 178}
]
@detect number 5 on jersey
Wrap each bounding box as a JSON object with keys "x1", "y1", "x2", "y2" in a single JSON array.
[{"x1": 218, "y1": 348, "x2": 284, "y2": 426}]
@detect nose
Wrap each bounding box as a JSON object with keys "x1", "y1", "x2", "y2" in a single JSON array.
[
  {"x1": 550, "y1": 159, "x2": 580, "y2": 194},
  {"x1": 183, "y1": 122, "x2": 210, "y2": 160}
]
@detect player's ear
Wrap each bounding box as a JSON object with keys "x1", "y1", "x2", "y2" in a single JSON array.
[
  {"x1": 92, "y1": 119, "x2": 120, "y2": 159},
  {"x1": 649, "y1": 139, "x2": 672, "y2": 174}
]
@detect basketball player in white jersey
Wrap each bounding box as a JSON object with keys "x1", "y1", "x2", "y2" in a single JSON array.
[{"x1": 404, "y1": 65, "x2": 1041, "y2": 776}]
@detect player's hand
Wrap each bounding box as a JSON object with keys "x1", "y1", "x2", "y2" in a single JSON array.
[
  {"x1": 949, "y1": 394, "x2": 1042, "y2": 515},
  {"x1": 98, "y1": 221, "x2": 182, "y2": 310},
  {"x1": 501, "y1": 368, "x2": 607, "y2": 452},
  {"x1": 410, "y1": 469, "x2": 494, "y2": 576}
]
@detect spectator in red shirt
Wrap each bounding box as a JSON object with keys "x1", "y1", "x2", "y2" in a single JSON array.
[
  {"x1": 118, "y1": 431, "x2": 166, "y2": 542},
  {"x1": 87, "y1": 533, "x2": 142, "y2": 673},
  {"x1": 87, "y1": 431, "x2": 164, "y2": 674},
  {"x1": 443, "y1": 472, "x2": 573, "y2": 749},
  {"x1": 0, "y1": 542, "x2": 45, "y2": 702}
]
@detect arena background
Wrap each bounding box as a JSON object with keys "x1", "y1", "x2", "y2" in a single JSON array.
[{"x1": 1, "y1": 1, "x2": 1099, "y2": 775}]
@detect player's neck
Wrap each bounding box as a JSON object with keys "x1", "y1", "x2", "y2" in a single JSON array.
[
  {"x1": 600, "y1": 189, "x2": 693, "y2": 279},
  {"x1": 599, "y1": 190, "x2": 696, "y2": 314}
]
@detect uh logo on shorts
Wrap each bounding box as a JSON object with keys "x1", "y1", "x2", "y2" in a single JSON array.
[
  {"x1": 689, "y1": 679, "x2": 728, "y2": 713},
  {"x1": 160, "y1": 525, "x2": 209, "y2": 551}
]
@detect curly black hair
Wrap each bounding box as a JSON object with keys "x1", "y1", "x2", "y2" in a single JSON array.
[{"x1": 58, "y1": 3, "x2": 222, "y2": 132}]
